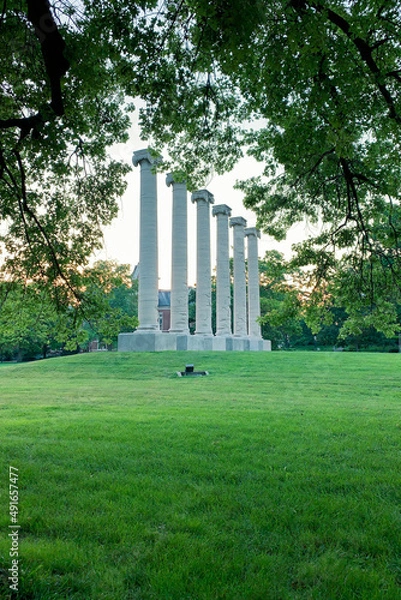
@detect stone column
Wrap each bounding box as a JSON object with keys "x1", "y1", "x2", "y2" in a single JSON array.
[
  {"x1": 245, "y1": 227, "x2": 262, "y2": 338},
  {"x1": 230, "y1": 216, "x2": 247, "y2": 337},
  {"x1": 166, "y1": 173, "x2": 189, "y2": 334},
  {"x1": 212, "y1": 204, "x2": 232, "y2": 336},
  {"x1": 132, "y1": 149, "x2": 160, "y2": 331},
  {"x1": 191, "y1": 190, "x2": 214, "y2": 335}
]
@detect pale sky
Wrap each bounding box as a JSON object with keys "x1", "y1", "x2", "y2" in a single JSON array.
[{"x1": 96, "y1": 119, "x2": 317, "y2": 289}]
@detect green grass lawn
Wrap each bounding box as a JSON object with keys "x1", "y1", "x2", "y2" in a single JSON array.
[{"x1": 0, "y1": 351, "x2": 400, "y2": 599}]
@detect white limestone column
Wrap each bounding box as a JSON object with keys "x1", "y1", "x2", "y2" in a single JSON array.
[
  {"x1": 132, "y1": 149, "x2": 159, "y2": 331},
  {"x1": 212, "y1": 204, "x2": 232, "y2": 336},
  {"x1": 166, "y1": 173, "x2": 189, "y2": 334},
  {"x1": 230, "y1": 216, "x2": 247, "y2": 337},
  {"x1": 245, "y1": 227, "x2": 262, "y2": 338},
  {"x1": 191, "y1": 190, "x2": 215, "y2": 335}
]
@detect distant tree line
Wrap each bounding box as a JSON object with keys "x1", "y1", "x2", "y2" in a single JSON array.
[
  {"x1": 193, "y1": 251, "x2": 400, "y2": 352},
  {"x1": 258, "y1": 251, "x2": 400, "y2": 352},
  {"x1": 0, "y1": 261, "x2": 138, "y2": 361},
  {"x1": 1, "y1": 254, "x2": 399, "y2": 362}
]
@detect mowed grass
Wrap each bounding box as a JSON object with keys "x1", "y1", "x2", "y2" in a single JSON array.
[{"x1": 0, "y1": 351, "x2": 401, "y2": 600}]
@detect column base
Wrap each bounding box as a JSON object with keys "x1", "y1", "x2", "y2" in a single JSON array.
[
  {"x1": 118, "y1": 331, "x2": 179, "y2": 352},
  {"x1": 249, "y1": 337, "x2": 263, "y2": 351},
  {"x1": 169, "y1": 329, "x2": 190, "y2": 335},
  {"x1": 188, "y1": 335, "x2": 214, "y2": 351},
  {"x1": 118, "y1": 332, "x2": 272, "y2": 352},
  {"x1": 263, "y1": 339, "x2": 272, "y2": 351},
  {"x1": 231, "y1": 336, "x2": 249, "y2": 351},
  {"x1": 212, "y1": 336, "x2": 230, "y2": 351},
  {"x1": 118, "y1": 331, "x2": 161, "y2": 352}
]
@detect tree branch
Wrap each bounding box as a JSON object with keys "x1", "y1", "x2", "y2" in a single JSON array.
[
  {"x1": 294, "y1": 147, "x2": 336, "y2": 183},
  {"x1": 291, "y1": 1, "x2": 401, "y2": 123},
  {"x1": 312, "y1": 3, "x2": 401, "y2": 123},
  {"x1": 13, "y1": 149, "x2": 67, "y2": 284},
  {"x1": 0, "y1": 0, "x2": 6, "y2": 29},
  {"x1": 340, "y1": 157, "x2": 370, "y2": 239},
  {"x1": 0, "y1": 113, "x2": 45, "y2": 139},
  {"x1": 0, "y1": 149, "x2": 35, "y2": 253},
  {"x1": 26, "y1": 0, "x2": 70, "y2": 116},
  {"x1": 0, "y1": 2, "x2": 70, "y2": 138}
]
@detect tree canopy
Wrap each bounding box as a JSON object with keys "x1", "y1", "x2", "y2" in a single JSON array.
[
  {"x1": 137, "y1": 0, "x2": 401, "y2": 333},
  {"x1": 0, "y1": 0, "x2": 131, "y2": 305},
  {"x1": 1, "y1": 1, "x2": 401, "y2": 333},
  {"x1": 0, "y1": 260, "x2": 138, "y2": 360}
]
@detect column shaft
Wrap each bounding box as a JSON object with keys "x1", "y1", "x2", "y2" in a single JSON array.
[
  {"x1": 212, "y1": 204, "x2": 232, "y2": 336},
  {"x1": 192, "y1": 190, "x2": 214, "y2": 335},
  {"x1": 133, "y1": 150, "x2": 159, "y2": 331},
  {"x1": 245, "y1": 228, "x2": 262, "y2": 338},
  {"x1": 167, "y1": 174, "x2": 189, "y2": 333},
  {"x1": 230, "y1": 217, "x2": 247, "y2": 337}
]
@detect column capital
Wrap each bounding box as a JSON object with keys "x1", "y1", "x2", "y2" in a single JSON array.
[
  {"x1": 166, "y1": 172, "x2": 186, "y2": 187},
  {"x1": 212, "y1": 204, "x2": 232, "y2": 217},
  {"x1": 245, "y1": 227, "x2": 261, "y2": 239},
  {"x1": 132, "y1": 149, "x2": 162, "y2": 168},
  {"x1": 191, "y1": 189, "x2": 215, "y2": 205},
  {"x1": 230, "y1": 216, "x2": 247, "y2": 228}
]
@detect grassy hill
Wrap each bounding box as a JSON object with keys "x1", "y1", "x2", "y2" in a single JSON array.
[{"x1": 1, "y1": 352, "x2": 401, "y2": 599}]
